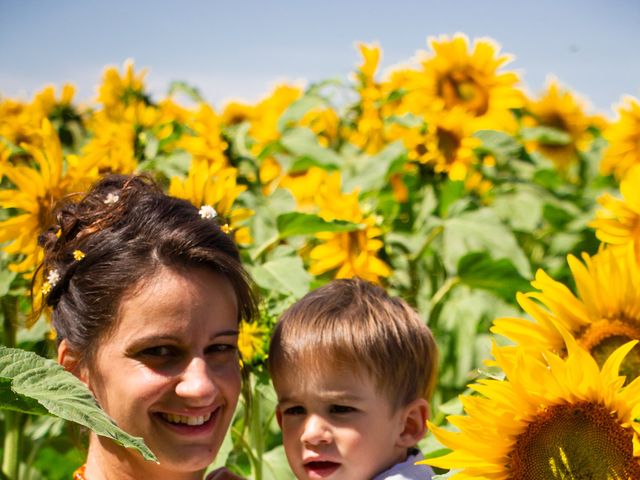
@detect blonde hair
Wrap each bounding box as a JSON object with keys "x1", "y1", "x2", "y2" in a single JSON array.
[{"x1": 268, "y1": 278, "x2": 438, "y2": 410}]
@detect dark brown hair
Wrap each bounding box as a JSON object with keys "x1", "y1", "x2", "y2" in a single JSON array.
[
  {"x1": 268, "y1": 278, "x2": 438, "y2": 410},
  {"x1": 37, "y1": 174, "x2": 257, "y2": 364}
]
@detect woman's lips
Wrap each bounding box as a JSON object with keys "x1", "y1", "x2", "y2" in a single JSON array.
[
  {"x1": 154, "y1": 407, "x2": 220, "y2": 436},
  {"x1": 303, "y1": 460, "x2": 340, "y2": 478}
]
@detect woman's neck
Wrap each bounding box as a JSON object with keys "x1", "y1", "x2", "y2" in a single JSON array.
[{"x1": 85, "y1": 436, "x2": 205, "y2": 480}]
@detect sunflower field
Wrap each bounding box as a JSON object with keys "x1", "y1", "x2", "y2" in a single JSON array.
[{"x1": 1, "y1": 33, "x2": 640, "y2": 479}]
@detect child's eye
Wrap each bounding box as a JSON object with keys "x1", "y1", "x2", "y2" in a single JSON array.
[
  {"x1": 330, "y1": 404, "x2": 357, "y2": 414},
  {"x1": 283, "y1": 405, "x2": 306, "y2": 416}
]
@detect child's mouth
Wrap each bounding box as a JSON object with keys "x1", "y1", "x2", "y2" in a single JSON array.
[{"x1": 304, "y1": 461, "x2": 340, "y2": 478}]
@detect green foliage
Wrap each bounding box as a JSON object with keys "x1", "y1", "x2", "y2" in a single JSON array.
[{"x1": 0, "y1": 347, "x2": 156, "y2": 462}]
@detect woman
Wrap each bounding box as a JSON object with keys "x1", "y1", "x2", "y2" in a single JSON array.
[{"x1": 39, "y1": 174, "x2": 255, "y2": 479}]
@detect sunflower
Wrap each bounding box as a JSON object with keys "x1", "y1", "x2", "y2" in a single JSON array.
[
  {"x1": 399, "y1": 34, "x2": 523, "y2": 130},
  {"x1": 30, "y1": 84, "x2": 76, "y2": 121},
  {"x1": 393, "y1": 107, "x2": 481, "y2": 180},
  {"x1": 492, "y1": 246, "x2": 640, "y2": 381},
  {"x1": 81, "y1": 103, "x2": 161, "y2": 174},
  {"x1": 590, "y1": 163, "x2": 640, "y2": 255},
  {"x1": 601, "y1": 96, "x2": 640, "y2": 180},
  {"x1": 0, "y1": 119, "x2": 95, "y2": 275},
  {"x1": 249, "y1": 84, "x2": 302, "y2": 154},
  {"x1": 97, "y1": 60, "x2": 150, "y2": 119},
  {"x1": 524, "y1": 78, "x2": 595, "y2": 171},
  {"x1": 176, "y1": 103, "x2": 229, "y2": 170},
  {"x1": 169, "y1": 158, "x2": 253, "y2": 245},
  {"x1": 423, "y1": 335, "x2": 640, "y2": 479},
  {"x1": 0, "y1": 98, "x2": 42, "y2": 148},
  {"x1": 279, "y1": 167, "x2": 336, "y2": 212},
  {"x1": 308, "y1": 217, "x2": 391, "y2": 284},
  {"x1": 348, "y1": 43, "x2": 386, "y2": 154},
  {"x1": 238, "y1": 321, "x2": 268, "y2": 365}
]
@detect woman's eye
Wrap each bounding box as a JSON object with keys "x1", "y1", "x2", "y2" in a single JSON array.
[
  {"x1": 140, "y1": 345, "x2": 179, "y2": 357},
  {"x1": 283, "y1": 406, "x2": 305, "y2": 416},
  {"x1": 330, "y1": 404, "x2": 356, "y2": 414}
]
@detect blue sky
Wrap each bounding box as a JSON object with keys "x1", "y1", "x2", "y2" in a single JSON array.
[{"x1": 1, "y1": 0, "x2": 638, "y2": 114}]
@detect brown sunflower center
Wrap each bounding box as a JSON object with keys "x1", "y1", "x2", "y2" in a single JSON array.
[
  {"x1": 509, "y1": 402, "x2": 640, "y2": 479},
  {"x1": 579, "y1": 319, "x2": 640, "y2": 382},
  {"x1": 436, "y1": 127, "x2": 461, "y2": 163},
  {"x1": 439, "y1": 71, "x2": 489, "y2": 115}
]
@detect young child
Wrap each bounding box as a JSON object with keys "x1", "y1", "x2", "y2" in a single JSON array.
[{"x1": 268, "y1": 278, "x2": 438, "y2": 480}]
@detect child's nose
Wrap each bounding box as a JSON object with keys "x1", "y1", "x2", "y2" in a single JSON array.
[{"x1": 300, "y1": 414, "x2": 332, "y2": 445}]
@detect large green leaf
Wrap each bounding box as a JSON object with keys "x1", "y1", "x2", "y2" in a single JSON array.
[
  {"x1": 280, "y1": 127, "x2": 342, "y2": 167},
  {"x1": 520, "y1": 126, "x2": 571, "y2": 145},
  {"x1": 249, "y1": 256, "x2": 311, "y2": 298},
  {"x1": 457, "y1": 252, "x2": 532, "y2": 302},
  {"x1": 342, "y1": 141, "x2": 406, "y2": 193},
  {"x1": 278, "y1": 94, "x2": 326, "y2": 132},
  {"x1": 263, "y1": 445, "x2": 296, "y2": 480},
  {"x1": 0, "y1": 347, "x2": 157, "y2": 462},
  {"x1": 474, "y1": 129, "x2": 522, "y2": 163},
  {"x1": 442, "y1": 208, "x2": 531, "y2": 278},
  {"x1": 276, "y1": 212, "x2": 358, "y2": 238}
]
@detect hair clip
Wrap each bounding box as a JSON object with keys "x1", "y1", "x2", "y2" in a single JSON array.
[
  {"x1": 104, "y1": 192, "x2": 120, "y2": 205},
  {"x1": 41, "y1": 269, "x2": 61, "y2": 295},
  {"x1": 199, "y1": 205, "x2": 218, "y2": 220},
  {"x1": 73, "y1": 250, "x2": 86, "y2": 261}
]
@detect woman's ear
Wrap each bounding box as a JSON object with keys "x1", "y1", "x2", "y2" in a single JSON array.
[
  {"x1": 396, "y1": 398, "x2": 429, "y2": 448},
  {"x1": 57, "y1": 339, "x2": 88, "y2": 384}
]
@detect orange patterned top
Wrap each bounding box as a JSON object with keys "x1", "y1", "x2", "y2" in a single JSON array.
[{"x1": 72, "y1": 465, "x2": 87, "y2": 480}]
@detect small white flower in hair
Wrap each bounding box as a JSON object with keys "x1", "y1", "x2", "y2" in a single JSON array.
[
  {"x1": 47, "y1": 269, "x2": 61, "y2": 286},
  {"x1": 104, "y1": 193, "x2": 120, "y2": 205},
  {"x1": 199, "y1": 205, "x2": 218, "y2": 220}
]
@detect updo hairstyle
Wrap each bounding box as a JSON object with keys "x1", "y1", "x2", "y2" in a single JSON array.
[{"x1": 37, "y1": 174, "x2": 257, "y2": 364}]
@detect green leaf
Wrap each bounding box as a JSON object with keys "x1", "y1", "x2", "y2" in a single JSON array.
[
  {"x1": 249, "y1": 256, "x2": 311, "y2": 298},
  {"x1": 138, "y1": 150, "x2": 192, "y2": 179},
  {"x1": 167, "y1": 80, "x2": 205, "y2": 103},
  {"x1": 263, "y1": 445, "x2": 296, "y2": 480},
  {"x1": 342, "y1": 141, "x2": 406, "y2": 193},
  {"x1": 520, "y1": 126, "x2": 571, "y2": 145},
  {"x1": 442, "y1": 208, "x2": 531, "y2": 278},
  {"x1": 0, "y1": 347, "x2": 157, "y2": 462},
  {"x1": 278, "y1": 94, "x2": 326, "y2": 132},
  {"x1": 457, "y1": 252, "x2": 531, "y2": 302},
  {"x1": 0, "y1": 379, "x2": 48, "y2": 415},
  {"x1": 491, "y1": 187, "x2": 544, "y2": 232},
  {"x1": 276, "y1": 212, "x2": 358, "y2": 238},
  {"x1": 438, "y1": 180, "x2": 465, "y2": 218},
  {"x1": 280, "y1": 127, "x2": 342, "y2": 167},
  {"x1": 0, "y1": 269, "x2": 16, "y2": 297},
  {"x1": 474, "y1": 129, "x2": 522, "y2": 163}
]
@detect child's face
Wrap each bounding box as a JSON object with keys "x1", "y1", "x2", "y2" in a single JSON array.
[{"x1": 275, "y1": 366, "x2": 409, "y2": 480}]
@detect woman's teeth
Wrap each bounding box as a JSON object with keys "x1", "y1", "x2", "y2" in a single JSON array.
[{"x1": 161, "y1": 412, "x2": 212, "y2": 426}]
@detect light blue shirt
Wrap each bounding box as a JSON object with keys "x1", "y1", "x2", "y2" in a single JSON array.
[{"x1": 372, "y1": 450, "x2": 435, "y2": 480}]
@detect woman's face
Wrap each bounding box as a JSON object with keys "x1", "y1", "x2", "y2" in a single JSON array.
[{"x1": 84, "y1": 266, "x2": 241, "y2": 475}]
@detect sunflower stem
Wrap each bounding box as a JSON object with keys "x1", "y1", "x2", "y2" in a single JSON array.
[
  {"x1": 2, "y1": 296, "x2": 22, "y2": 480},
  {"x1": 429, "y1": 276, "x2": 460, "y2": 310},
  {"x1": 248, "y1": 375, "x2": 263, "y2": 480}
]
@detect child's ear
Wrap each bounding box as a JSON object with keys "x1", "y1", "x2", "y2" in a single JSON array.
[
  {"x1": 58, "y1": 339, "x2": 88, "y2": 384},
  {"x1": 395, "y1": 398, "x2": 429, "y2": 448}
]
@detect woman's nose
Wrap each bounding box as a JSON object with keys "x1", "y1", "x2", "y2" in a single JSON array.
[
  {"x1": 300, "y1": 414, "x2": 332, "y2": 445},
  {"x1": 175, "y1": 357, "x2": 217, "y2": 403}
]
